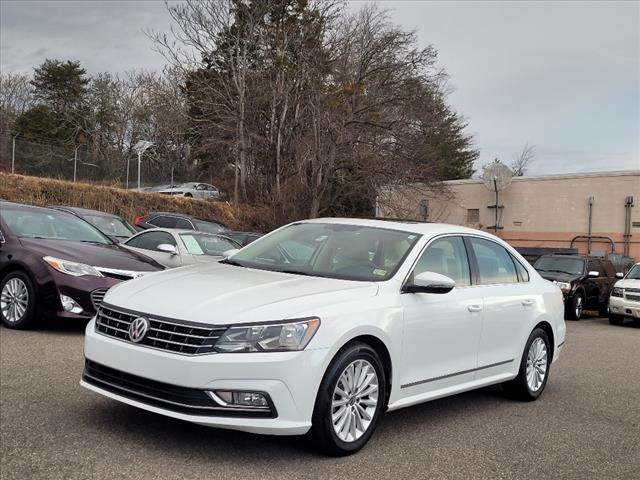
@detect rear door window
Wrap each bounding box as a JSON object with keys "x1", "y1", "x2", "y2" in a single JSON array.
[
  {"x1": 148, "y1": 215, "x2": 178, "y2": 228},
  {"x1": 469, "y1": 237, "x2": 518, "y2": 284}
]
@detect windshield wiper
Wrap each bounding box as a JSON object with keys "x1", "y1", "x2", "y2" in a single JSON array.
[
  {"x1": 276, "y1": 269, "x2": 313, "y2": 276},
  {"x1": 219, "y1": 258, "x2": 244, "y2": 267}
]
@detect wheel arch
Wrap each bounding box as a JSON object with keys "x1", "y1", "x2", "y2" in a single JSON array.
[
  {"x1": 332, "y1": 334, "x2": 393, "y2": 408},
  {"x1": 533, "y1": 320, "x2": 555, "y2": 360}
]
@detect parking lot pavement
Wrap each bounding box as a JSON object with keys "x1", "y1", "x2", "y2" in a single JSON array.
[{"x1": 1, "y1": 317, "x2": 639, "y2": 480}]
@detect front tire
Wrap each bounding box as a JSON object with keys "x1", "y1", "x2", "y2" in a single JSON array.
[
  {"x1": 503, "y1": 328, "x2": 550, "y2": 401},
  {"x1": 566, "y1": 292, "x2": 584, "y2": 320},
  {"x1": 0, "y1": 271, "x2": 37, "y2": 329},
  {"x1": 310, "y1": 342, "x2": 386, "y2": 456}
]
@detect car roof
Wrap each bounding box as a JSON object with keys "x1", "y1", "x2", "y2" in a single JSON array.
[
  {"x1": 1, "y1": 200, "x2": 70, "y2": 214},
  {"x1": 49, "y1": 205, "x2": 120, "y2": 218},
  {"x1": 147, "y1": 212, "x2": 227, "y2": 225},
  {"x1": 300, "y1": 217, "x2": 502, "y2": 238}
]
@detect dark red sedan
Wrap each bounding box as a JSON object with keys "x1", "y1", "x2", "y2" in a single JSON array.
[{"x1": 0, "y1": 201, "x2": 163, "y2": 329}]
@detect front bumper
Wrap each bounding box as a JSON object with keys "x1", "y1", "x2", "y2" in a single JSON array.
[
  {"x1": 81, "y1": 319, "x2": 329, "y2": 435},
  {"x1": 609, "y1": 296, "x2": 640, "y2": 318}
]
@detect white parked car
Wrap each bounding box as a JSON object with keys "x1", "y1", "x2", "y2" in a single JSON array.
[
  {"x1": 609, "y1": 262, "x2": 640, "y2": 325},
  {"x1": 121, "y1": 228, "x2": 241, "y2": 269},
  {"x1": 157, "y1": 182, "x2": 220, "y2": 199},
  {"x1": 81, "y1": 218, "x2": 566, "y2": 455}
]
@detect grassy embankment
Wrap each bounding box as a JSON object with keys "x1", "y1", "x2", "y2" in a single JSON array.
[{"x1": 0, "y1": 172, "x2": 273, "y2": 232}]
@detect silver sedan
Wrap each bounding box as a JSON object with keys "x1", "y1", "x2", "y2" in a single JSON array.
[
  {"x1": 120, "y1": 228, "x2": 240, "y2": 268},
  {"x1": 157, "y1": 183, "x2": 220, "y2": 199}
]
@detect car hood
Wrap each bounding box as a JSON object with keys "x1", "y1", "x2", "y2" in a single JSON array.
[
  {"x1": 615, "y1": 278, "x2": 640, "y2": 289},
  {"x1": 19, "y1": 238, "x2": 163, "y2": 272},
  {"x1": 103, "y1": 262, "x2": 379, "y2": 325},
  {"x1": 537, "y1": 271, "x2": 581, "y2": 283}
]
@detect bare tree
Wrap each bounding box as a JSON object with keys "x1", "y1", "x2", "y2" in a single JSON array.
[{"x1": 511, "y1": 143, "x2": 535, "y2": 176}]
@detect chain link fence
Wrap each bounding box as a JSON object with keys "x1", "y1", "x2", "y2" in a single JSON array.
[{"x1": 0, "y1": 133, "x2": 196, "y2": 188}]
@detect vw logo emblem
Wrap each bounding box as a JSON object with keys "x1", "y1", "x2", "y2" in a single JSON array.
[{"x1": 128, "y1": 317, "x2": 149, "y2": 343}]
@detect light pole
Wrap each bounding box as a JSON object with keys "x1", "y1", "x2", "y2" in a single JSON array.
[
  {"x1": 132, "y1": 140, "x2": 153, "y2": 190},
  {"x1": 11, "y1": 133, "x2": 19, "y2": 174}
]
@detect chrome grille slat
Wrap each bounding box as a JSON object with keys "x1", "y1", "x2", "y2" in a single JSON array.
[
  {"x1": 95, "y1": 305, "x2": 228, "y2": 356},
  {"x1": 90, "y1": 288, "x2": 109, "y2": 310},
  {"x1": 96, "y1": 320, "x2": 129, "y2": 334}
]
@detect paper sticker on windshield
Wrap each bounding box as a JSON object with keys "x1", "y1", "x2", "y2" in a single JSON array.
[
  {"x1": 181, "y1": 235, "x2": 204, "y2": 255},
  {"x1": 408, "y1": 235, "x2": 417, "y2": 240},
  {"x1": 373, "y1": 268, "x2": 387, "y2": 276}
]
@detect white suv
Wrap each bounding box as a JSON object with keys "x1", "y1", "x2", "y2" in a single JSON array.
[
  {"x1": 609, "y1": 263, "x2": 640, "y2": 325},
  {"x1": 81, "y1": 218, "x2": 566, "y2": 455}
]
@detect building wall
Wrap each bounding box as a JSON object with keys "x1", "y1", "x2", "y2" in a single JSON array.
[{"x1": 378, "y1": 171, "x2": 640, "y2": 259}]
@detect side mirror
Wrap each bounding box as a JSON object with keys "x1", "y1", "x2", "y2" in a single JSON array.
[
  {"x1": 157, "y1": 244, "x2": 178, "y2": 255},
  {"x1": 588, "y1": 270, "x2": 600, "y2": 278},
  {"x1": 615, "y1": 272, "x2": 624, "y2": 278},
  {"x1": 404, "y1": 271, "x2": 455, "y2": 294},
  {"x1": 222, "y1": 248, "x2": 240, "y2": 258}
]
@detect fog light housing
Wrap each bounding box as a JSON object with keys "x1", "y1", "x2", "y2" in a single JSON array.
[
  {"x1": 207, "y1": 390, "x2": 270, "y2": 408},
  {"x1": 60, "y1": 294, "x2": 83, "y2": 314}
]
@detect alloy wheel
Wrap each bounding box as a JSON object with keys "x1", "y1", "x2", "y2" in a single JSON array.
[
  {"x1": 575, "y1": 296, "x2": 583, "y2": 318},
  {"x1": 331, "y1": 359, "x2": 379, "y2": 443},
  {"x1": 1, "y1": 278, "x2": 29, "y2": 323},
  {"x1": 525, "y1": 337, "x2": 548, "y2": 392}
]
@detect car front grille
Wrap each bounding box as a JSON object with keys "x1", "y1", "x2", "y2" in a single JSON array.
[
  {"x1": 90, "y1": 288, "x2": 109, "y2": 310},
  {"x1": 625, "y1": 294, "x2": 640, "y2": 302},
  {"x1": 82, "y1": 360, "x2": 276, "y2": 418},
  {"x1": 95, "y1": 304, "x2": 229, "y2": 355}
]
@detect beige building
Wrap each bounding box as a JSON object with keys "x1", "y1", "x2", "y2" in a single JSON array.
[{"x1": 378, "y1": 170, "x2": 640, "y2": 260}]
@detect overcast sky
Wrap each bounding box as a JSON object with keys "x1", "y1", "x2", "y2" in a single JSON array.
[{"x1": 1, "y1": 0, "x2": 638, "y2": 176}]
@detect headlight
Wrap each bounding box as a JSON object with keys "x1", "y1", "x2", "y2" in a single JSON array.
[
  {"x1": 43, "y1": 256, "x2": 103, "y2": 277},
  {"x1": 611, "y1": 287, "x2": 624, "y2": 298},
  {"x1": 554, "y1": 281, "x2": 571, "y2": 293},
  {"x1": 214, "y1": 318, "x2": 320, "y2": 353}
]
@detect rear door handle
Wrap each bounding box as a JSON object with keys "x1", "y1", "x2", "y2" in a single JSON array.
[
  {"x1": 467, "y1": 304, "x2": 483, "y2": 313},
  {"x1": 522, "y1": 299, "x2": 534, "y2": 306}
]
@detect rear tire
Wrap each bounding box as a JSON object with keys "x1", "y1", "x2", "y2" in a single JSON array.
[
  {"x1": 310, "y1": 342, "x2": 386, "y2": 456},
  {"x1": 0, "y1": 271, "x2": 37, "y2": 329},
  {"x1": 566, "y1": 292, "x2": 584, "y2": 320},
  {"x1": 609, "y1": 313, "x2": 624, "y2": 326},
  {"x1": 503, "y1": 328, "x2": 550, "y2": 401}
]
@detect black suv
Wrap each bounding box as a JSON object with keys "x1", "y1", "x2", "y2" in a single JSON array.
[{"x1": 533, "y1": 254, "x2": 618, "y2": 320}]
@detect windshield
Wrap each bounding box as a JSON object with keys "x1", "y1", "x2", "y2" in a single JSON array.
[
  {"x1": 83, "y1": 214, "x2": 137, "y2": 237},
  {"x1": 1, "y1": 207, "x2": 113, "y2": 244},
  {"x1": 228, "y1": 222, "x2": 421, "y2": 281},
  {"x1": 625, "y1": 264, "x2": 640, "y2": 279},
  {"x1": 180, "y1": 233, "x2": 240, "y2": 256},
  {"x1": 534, "y1": 256, "x2": 585, "y2": 275}
]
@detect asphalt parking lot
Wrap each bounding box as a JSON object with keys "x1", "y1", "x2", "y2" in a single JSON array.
[{"x1": 1, "y1": 315, "x2": 639, "y2": 480}]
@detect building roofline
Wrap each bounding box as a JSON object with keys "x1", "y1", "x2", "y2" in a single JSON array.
[{"x1": 441, "y1": 169, "x2": 640, "y2": 185}]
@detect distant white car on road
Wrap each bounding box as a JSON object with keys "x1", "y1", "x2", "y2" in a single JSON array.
[
  {"x1": 120, "y1": 228, "x2": 241, "y2": 268},
  {"x1": 157, "y1": 182, "x2": 220, "y2": 199},
  {"x1": 609, "y1": 262, "x2": 640, "y2": 325},
  {"x1": 81, "y1": 218, "x2": 565, "y2": 455}
]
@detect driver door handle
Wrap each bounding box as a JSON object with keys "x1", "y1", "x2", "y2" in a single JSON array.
[
  {"x1": 522, "y1": 299, "x2": 534, "y2": 307},
  {"x1": 467, "y1": 304, "x2": 483, "y2": 313}
]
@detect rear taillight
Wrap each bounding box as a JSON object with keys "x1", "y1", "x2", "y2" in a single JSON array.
[{"x1": 133, "y1": 215, "x2": 147, "y2": 226}]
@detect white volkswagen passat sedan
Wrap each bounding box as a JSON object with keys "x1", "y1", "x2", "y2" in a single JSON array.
[{"x1": 81, "y1": 218, "x2": 566, "y2": 455}]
